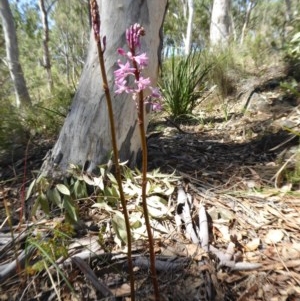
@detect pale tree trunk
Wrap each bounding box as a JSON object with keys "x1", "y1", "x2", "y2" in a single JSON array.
[
  {"x1": 184, "y1": 0, "x2": 194, "y2": 55},
  {"x1": 240, "y1": 1, "x2": 256, "y2": 45},
  {"x1": 41, "y1": 0, "x2": 168, "y2": 177},
  {"x1": 0, "y1": 0, "x2": 31, "y2": 108},
  {"x1": 209, "y1": 0, "x2": 231, "y2": 47},
  {"x1": 285, "y1": 0, "x2": 292, "y2": 22},
  {"x1": 180, "y1": 0, "x2": 187, "y2": 19},
  {"x1": 230, "y1": 12, "x2": 237, "y2": 42},
  {"x1": 38, "y1": 0, "x2": 53, "y2": 92}
]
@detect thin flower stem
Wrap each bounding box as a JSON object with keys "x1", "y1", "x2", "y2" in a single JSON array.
[
  {"x1": 91, "y1": 4, "x2": 135, "y2": 298},
  {"x1": 96, "y1": 43, "x2": 135, "y2": 300},
  {"x1": 133, "y1": 61, "x2": 160, "y2": 301},
  {"x1": 97, "y1": 46, "x2": 135, "y2": 299}
]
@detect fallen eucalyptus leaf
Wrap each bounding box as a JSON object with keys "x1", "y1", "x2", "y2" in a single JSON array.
[
  {"x1": 245, "y1": 238, "x2": 261, "y2": 251},
  {"x1": 146, "y1": 195, "x2": 170, "y2": 218},
  {"x1": 265, "y1": 229, "x2": 284, "y2": 244}
]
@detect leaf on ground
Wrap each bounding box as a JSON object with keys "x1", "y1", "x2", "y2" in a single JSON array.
[
  {"x1": 56, "y1": 184, "x2": 71, "y2": 196},
  {"x1": 214, "y1": 224, "x2": 231, "y2": 242},
  {"x1": 92, "y1": 200, "x2": 115, "y2": 213},
  {"x1": 112, "y1": 212, "x2": 128, "y2": 245},
  {"x1": 123, "y1": 180, "x2": 140, "y2": 197},
  {"x1": 245, "y1": 238, "x2": 261, "y2": 251},
  {"x1": 281, "y1": 243, "x2": 300, "y2": 260},
  {"x1": 184, "y1": 243, "x2": 206, "y2": 260},
  {"x1": 151, "y1": 219, "x2": 170, "y2": 235},
  {"x1": 146, "y1": 195, "x2": 170, "y2": 218},
  {"x1": 26, "y1": 179, "x2": 36, "y2": 200},
  {"x1": 264, "y1": 229, "x2": 284, "y2": 244}
]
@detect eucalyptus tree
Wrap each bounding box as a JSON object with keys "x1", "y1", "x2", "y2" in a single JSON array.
[
  {"x1": 210, "y1": 0, "x2": 231, "y2": 46},
  {"x1": 10, "y1": 0, "x2": 48, "y2": 101},
  {"x1": 41, "y1": 0, "x2": 168, "y2": 177},
  {"x1": 247, "y1": 0, "x2": 297, "y2": 47},
  {"x1": 49, "y1": 0, "x2": 90, "y2": 87},
  {"x1": 38, "y1": 0, "x2": 55, "y2": 92},
  {"x1": 239, "y1": 0, "x2": 257, "y2": 45},
  {"x1": 0, "y1": 0, "x2": 31, "y2": 108},
  {"x1": 184, "y1": 0, "x2": 194, "y2": 54},
  {"x1": 164, "y1": 0, "x2": 211, "y2": 55}
]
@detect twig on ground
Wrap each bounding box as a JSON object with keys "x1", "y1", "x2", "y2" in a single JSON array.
[{"x1": 72, "y1": 256, "x2": 115, "y2": 299}]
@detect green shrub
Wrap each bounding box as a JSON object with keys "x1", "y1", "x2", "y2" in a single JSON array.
[
  {"x1": 284, "y1": 30, "x2": 300, "y2": 80},
  {"x1": 25, "y1": 85, "x2": 74, "y2": 136},
  {"x1": 159, "y1": 50, "x2": 212, "y2": 119},
  {"x1": 0, "y1": 101, "x2": 27, "y2": 163},
  {"x1": 286, "y1": 33, "x2": 300, "y2": 57},
  {"x1": 205, "y1": 48, "x2": 239, "y2": 99}
]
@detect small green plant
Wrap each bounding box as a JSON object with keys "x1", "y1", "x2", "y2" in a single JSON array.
[
  {"x1": 26, "y1": 168, "x2": 88, "y2": 223},
  {"x1": 273, "y1": 126, "x2": 300, "y2": 188},
  {"x1": 280, "y1": 79, "x2": 300, "y2": 98},
  {"x1": 206, "y1": 46, "x2": 243, "y2": 99},
  {"x1": 26, "y1": 224, "x2": 76, "y2": 299},
  {"x1": 160, "y1": 50, "x2": 211, "y2": 119},
  {"x1": 28, "y1": 223, "x2": 74, "y2": 272},
  {"x1": 277, "y1": 147, "x2": 300, "y2": 189},
  {"x1": 221, "y1": 97, "x2": 230, "y2": 121},
  {"x1": 25, "y1": 85, "x2": 74, "y2": 136},
  {"x1": 285, "y1": 31, "x2": 300, "y2": 60},
  {"x1": 247, "y1": 33, "x2": 272, "y2": 68},
  {"x1": 289, "y1": 155, "x2": 300, "y2": 186},
  {"x1": 0, "y1": 101, "x2": 27, "y2": 155},
  {"x1": 284, "y1": 30, "x2": 300, "y2": 80}
]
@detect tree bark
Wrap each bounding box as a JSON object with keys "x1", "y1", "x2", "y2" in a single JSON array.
[
  {"x1": 285, "y1": 0, "x2": 292, "y2": 22},
  {"x1": 240, "y1": 1, "x2": 256, "y2": 45},
  {"x1": 41, "y1": 0, "x2": 168, "y2": 177},
  {"x1": 184, "y1": 0, "x2": 194, "y2": 55},
  {"x1": 38, "y1": 0, "x2": 53, "y2": 92},
  {"x1": 0, "y1": 0, "x2": 31, "y2": 108},
  {"x1": 209, "y1": 0, "x2": 231, "y2": 47}
]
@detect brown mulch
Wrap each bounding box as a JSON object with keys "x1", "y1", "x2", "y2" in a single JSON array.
[{"x1": 1, "y1": 68, "x2": 300, "y2": 301}]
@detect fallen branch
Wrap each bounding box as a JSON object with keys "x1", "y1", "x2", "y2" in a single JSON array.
[
  {"x1": 72, "y1": 256, "x2": 115, "y2": 299},
  {"x1": 133, "y1": 256, "x2": 189, "y2": 272},
  {"x1": 0, "y1": 245, "x2": 35, "y2": 284},
  {"x1": 198, "y1": 205, "x2": 209, "y2": 252}
]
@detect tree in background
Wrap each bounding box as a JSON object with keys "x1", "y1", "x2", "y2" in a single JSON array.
[
  {"x1": 210, "y1": 0, "x2": 231, "y2": 46},
  {"x1": 239, "y1": 0, "x2": 257, "y2": 45},
  {"x1": 7, "y1": 0, "x2": 89, "y2": 102},
  {"x1": 49, "y1": 0, "x2": 90, "y2": 88},
  {"x1": 285, "y1": 0, "x2": 292, "y2": 22},
  {"x1": 41, "y1": 0, "x2": 168, "y2": 176},
  {"x1": 0, "y1": 0, "x2": 31, "y2": 108},
  {"x1": 184, "y1": 0, "x2": 194, "y2": 54},
  {"x1": 38, "y1": 0, "x2": 54, "y2": 92},
  {"x1": 164, "y1": 0, "x2": 211, "y2": 55}
]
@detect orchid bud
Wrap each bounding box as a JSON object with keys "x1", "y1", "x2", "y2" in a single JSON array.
[{"x1": 90, "y1": 0, "x2": 100, "y2": 42}]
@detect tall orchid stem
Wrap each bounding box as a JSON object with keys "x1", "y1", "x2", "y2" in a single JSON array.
[
  {"x1": 97, "y1": 44, "x2": 135, "y2": 300},
  {"x1": 133, "y1": 61, "x2": 160, "y2": 300},
  {"x1": 91, "y1": 3, "x2": 135, "y2": 299}
]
